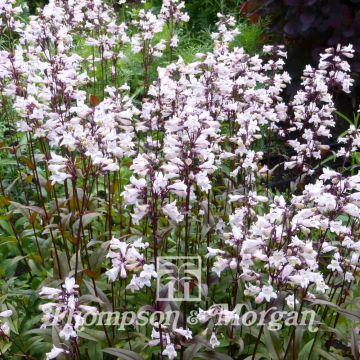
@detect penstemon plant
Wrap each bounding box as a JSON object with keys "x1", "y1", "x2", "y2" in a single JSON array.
[{"x1": 0, "y1": 0, "x2": 359, "y2": 360}]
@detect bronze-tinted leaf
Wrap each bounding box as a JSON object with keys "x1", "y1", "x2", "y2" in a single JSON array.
[{"x1": 90, "y1": 94, "x2": 101, "y2": 107}]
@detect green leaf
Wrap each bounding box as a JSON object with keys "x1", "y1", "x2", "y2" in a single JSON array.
[
  {"x1": 78, "y1": 329, "x2": 106, "y2": 342},
  {"x1": 184, "y1": 343, "x2": 202, "y2": 360},
  {"x1": 293, "y1": 327, "x2": 305, "y2": 356},
  {"x1": 309, "y1": 299, "x2": 360, "y2": 321},
  {"x1": 350, "y1": 328, "x2": 360, "y2": 360},
  {"x1": 0, "y1": 218, "x2": 15, "y2": 236},
  {"x1": 263, "y1": 328, "x2": 284, "y2": 360},
  {"x1": 10, "y1": 201, "x2": 46, "y2": 217},
  {"x1": 243, "y1": 355, "x2": 268, "y2": 360},
  {"x1": 298, "y1": 339, "x2": 315, "y2": 360},
  {"x1": 315, "y1": 348, "x2": 351, "y2": 360},
  {"x1": 79, "y1": 294, "x2": 104, "y2": 305},
  {"x1": 195, "y1": 352, "x2": 234, "y2": 360},
  {"x1": 102, "y1": 348, "x2": 145, "y2": 360},
  {"x1": 184, "y1": 335, "x2": 213, "y2": 360},
  {"x1": 0, "y1": 159, "x2": 18, "y2": 167},
  {"x1": 89, "y1": 241, "x2": 109, "y2": 271},
  {"x1": 335, "y1": 111, "x2": 353, "y2": 126},
  {"x1": 9, "y1": 256, "x2": 27, "y2": 266},
  {"x1": 84, "y1": 280, "x2": 112, "y2": 311},
  {"x1": 73, "y1": 212, "x2": 102, "y2": 232},
  {"x1": 88, "y1": 342, "x2": 103, "y2": 360}
]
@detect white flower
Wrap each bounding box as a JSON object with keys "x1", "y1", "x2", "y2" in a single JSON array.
[
  {"x1": 126, "y1": 275, "x2": 141, "y2": 293},
  {"x1": 17, "y1": 120, "x2": 32, "y2": 132},
  {"x1": 0, "y1": 310, "x2": 12, "y2": 318},
  {"x1": 59, "y1": 323, "x2": 77, "y2": 340},
  {"x1": 140, "y1": 264, "x2": 158, "y2": 280},
  {"x1": 210, "y1": 332, "x2": 220, "y2": 349},
  {"x1": 319, "y1": 168, "x2": 340, "y2": 181},
  {"x1": 197, "y1": 308, "x2": 212, "y2": 323},
  {"x1": 228, "y1": 194, "x2": 243, "y2": 203},
  {"x1": 48, "y1": 153, "x2": 71, "y2": 185},
  {"x1": 285, "y1": 295, "x2": 299, "y2": 310},
  {"x1": 174, "y1": 327, "x2": 192, "y2": 339},
  {"x1": 148, "y1": 327, "x2": 161, "y2": 346},
  {"x1": 162, "y1": 343, "x2": 177, "y2": 359},
  {"x1": 131, "y1": 204, "x2": 149, "y2": 225},
  {"x1": 74, "y1": 313, "x2": 85, "y2": 331},
  {"x1": 106, "y1": 266, "x2": 121, "y2": 282},
  {"x1": 212, "y1": 258, "x2": 229, "y2": 277},
  {"x1": 49, "y1": 172, "x2": 72, "y2": 185},
  {"x1": 78, "y1": 305, "x2": 98, "y2": 315},
  {"x1": 342, "y1": 203, "x2": 360, "y2": 217},
  {"x1": 63, "y1": 277, "x2": 77, "y2": 293},
  {"x1": 162, "y1": 201, "x2": 184, "y2": 223},
  {"x1": 206, "y1": 247, "x2": 225, "y2": 258},
  {"x1": 46, "y1": 346, "x2": 65, "y2": 360},
  {"x1": 103, "y1": 161, "x2": 119, "y2": 172},
  {"x1": 0, "y1": 322, "x2": 10, "y2": 336},
  {"x1": 195, "y1": 171, "x2": 211, "y2": 192},
  {"x1": 345, "y1": 272, "x2": 354, "y2": 282},
  {"x1": 170, "y1": 35, "x2": 179, "y2": 48},
  {"x1": 168, "y1": 182, "x2": 187, "y2": 197},
  {"x1": 153, "y1": 172, "x2": 168, "y2": 194},
  {"x1": 39, "y1": 287, "x2": 62, "y2": 299},
  {"x1": 255, "y1": 285, "x2": 277, "y2": 303}
]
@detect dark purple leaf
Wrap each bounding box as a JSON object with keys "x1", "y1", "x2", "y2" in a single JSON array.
[{"x1": 284, "y1": 0, "x2": 300, "y2": 6}]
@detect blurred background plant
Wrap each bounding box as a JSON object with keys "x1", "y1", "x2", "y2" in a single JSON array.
[{"x1": 240, "y1": 0, "x2": 360, "y2": 104}]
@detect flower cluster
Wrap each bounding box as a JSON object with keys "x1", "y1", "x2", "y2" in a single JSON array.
[
  {"x1": 160, "y1": 0, "x2": 189, "y2": 49},
  {"x1": 285, "y1": 44, "x2": 354, "y2": 176},
  {"x1": 0, "y1": 309, "x2": 12, "y2": 338},
  {"x1": 39, "y1": 277, "x2": 98, "y2": 341},
  {"x1": 0, "y1": 0, "x2": 25, "y2": 34},
  {"x1": 160, "y1": 0, "x2": 189, "y2": 24},
  {"x1": 105, "y1": 237, "x2": 158, "y2": 292},
  {"x1": 131, "y1": 9, "x2": 165, "y2": 57},
  {"x1": 149, "y1": 325, "x2": 192, "y2": 360},
  {"x1": 1, "y1": 0, "x2": 137, "y2": 182},
  {"x1": 208, "y1": 164, "x2": 360, "y2": 308}
]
